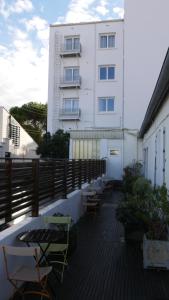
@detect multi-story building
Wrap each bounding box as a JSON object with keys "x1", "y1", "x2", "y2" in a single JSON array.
[
  {"x1": 0, "y1": 106, "x2": 38, "y2": 158},
  {"x1": 48, "y1": 20, "x2": 124, "y2": 179},
  {"x1": 124, "y1": 0, "x2": 169, "y2": 167}
]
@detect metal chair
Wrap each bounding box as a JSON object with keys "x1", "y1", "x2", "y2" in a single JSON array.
[
  {"x1": 2, "y1": 245, "x2": 52, "y2": 299},
  {"x1": 82, "y1": 191, "x2": 100, "y2": 215},
  {"x1": 43, "y1": 215, "x2": 72, "y2": 282}
]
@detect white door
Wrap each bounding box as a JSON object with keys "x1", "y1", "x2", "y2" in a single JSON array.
[{"x1": 107, "y1": 146, "x2": 122, "y2": 179}]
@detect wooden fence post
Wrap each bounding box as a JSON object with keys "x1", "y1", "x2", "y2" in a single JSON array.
[
  {"x1": 88, "y1": 160, "x2": 91, "y2": 183},
  {"x1": 78, "y1": 159, "x2": 82, "y2": 189},
  {"x1": 72, "y1": 159, "x2": 75, "y2": 189},
  {"x1": 32, "y1": 159, "x2": 39, "y2": 217},
  {"x1": 63, "y1": 159, "x2": 68, "y2": 199},
  {"x1": 5, "y1": 158, "x2": 12, "y2": 223},
  {"x1": 51, "y1": 160, "x2": 56, "y2": 199}
]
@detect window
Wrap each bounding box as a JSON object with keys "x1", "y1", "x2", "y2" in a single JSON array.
[
  {"x1": 110, "y1": 149, "x2": 120, "y2": 156},
  {"x1": 63, "y1": 98, "x2": 79, "y2": 113},
  {"x1": 9, "y1": 124, "x2": 20, "y2": 147},
  {"x1": 98, "y1": 97, "x2": 115, "y2": 112},
  {"x1": 64, "y1": 67, "x2": 79, "y2": 82},
  {"x1": 99, "y1": 65, "x2": 115, "y2": 80},
  {"x1": 72, "y1": 139, "x2": 100, "y2": 159},
  {"x1": 100, "y1": 34, "x2": 115, "y2": 48},
  {"x1": 65, "y1": 36, "x2": 80, "y2": 51}
]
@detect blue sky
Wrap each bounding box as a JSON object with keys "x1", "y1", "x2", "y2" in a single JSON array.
[{"x1": 0, "y1": 0, "x2": 124, "y2": 108}]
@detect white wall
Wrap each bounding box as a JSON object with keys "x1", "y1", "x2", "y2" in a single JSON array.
[
  {"x1": 0, "y1": 181, "x2": 96, "y2": 300},
  {"x1": 124, "y1": 0, "x2": 169, "y2": 130},
  {"x1": 142, "y1": 95, "x2": 169, "y2": 188},
  {"x1": 0, "y1": 107, "x2": 38, "y2": 158},
  {"x1": 47, "y1": 20, "x2": 124, "y2": 134}
]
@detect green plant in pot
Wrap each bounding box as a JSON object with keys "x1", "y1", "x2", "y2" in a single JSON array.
[
  {"x1": 145, "y1": 185, "x2": 169, "y2": 240},
  {"x1": 143, "y1": 184, "x2": 169, "y2": 269},
  {"x1": 116, "y1": 177, "x2": 153, "y2": 242},
  {"x1": 122, "y1": 161, "x2": 143, "y2": 196}
]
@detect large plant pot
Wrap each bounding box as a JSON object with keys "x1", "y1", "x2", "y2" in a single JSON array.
[
  {"x1": 124, "y1": 223, "x2": 145, "y2": 243},
  {"x1": 143, "y1": 234, "x2": 169, "y2": 269}
]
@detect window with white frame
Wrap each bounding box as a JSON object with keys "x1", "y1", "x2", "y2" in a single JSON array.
[
  {"x1": 64, "y1": 67, "x2": 79, "y2": 82},
  {"x1": 98, "y1": 97, "x2": 115, "y2": 112},
  {"x1": 64, "y1": 36, "x2": 80, "y2": 51},
  {"x1": 63, "y1": 98, "x2": 79, "y2": 113},
  {"x1": 99, "y1": 65, "x2": 115, "y2": 80},
  {"x1": 100, "y1": 34, "x2": 115, "y2": 48}
]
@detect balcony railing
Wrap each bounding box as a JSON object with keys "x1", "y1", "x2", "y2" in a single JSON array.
[
  {"x1": 60, "y1": 44, "x2": 81, "y2": 57},
  {"x1": 0, "y1": 158, "x2": 106, "y2": 230},
  {"x1": 59, "y1": 109, "x2": 81, "y2": 120},
  {"x1": 59, "y1": 77, "x2": 81, "y2": 89}
]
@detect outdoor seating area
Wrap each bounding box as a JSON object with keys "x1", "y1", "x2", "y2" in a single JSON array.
[
  {"x1": 2, "y1": 186, "x2": 169, "y2": 299},
  {"x1": 0, "y1": 177, "x2": 111, "y2": 299},
  {"x1": 2, "y1": 215, "x2": 72, "y2": 298}
]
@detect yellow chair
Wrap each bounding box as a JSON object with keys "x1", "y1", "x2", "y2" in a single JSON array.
[
  {"x1": 2, "y1": 245, "x2": 52, "y2": 299},
  {"x1": 43, "y1": 215, "x2": 72, "y2": 282}
]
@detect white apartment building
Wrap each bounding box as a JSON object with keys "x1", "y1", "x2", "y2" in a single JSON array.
[
  {"x1": 124, "y1": 0, "x2": 169, "y2": 166},
  {"x1": 0, "y1": 106, "x2": 38, "y2": 158},
  {"x1": 140, "y1": 49, "x2": 169, "y2": 189},
  {"x1": 48, "y1": 20, "x2": 124, "y2": 179}
]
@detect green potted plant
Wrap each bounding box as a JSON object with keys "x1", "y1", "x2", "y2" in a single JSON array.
[
  {"x1": 116, "y1": 176, "x2": 153, "y2": 242},
  {"x1": 143, "y1": 185, "x2": 169, "y2": 269},
  {"x1": 122, "y1": 161, "x2": 143, "y2": 196}
]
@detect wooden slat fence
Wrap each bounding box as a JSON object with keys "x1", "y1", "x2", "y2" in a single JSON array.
[{"x1": 0, "y1": 158, "x2": 106, "y2": 230}]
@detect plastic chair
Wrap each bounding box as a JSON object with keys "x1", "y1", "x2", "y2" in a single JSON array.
[
  {"x1": 43, "y1": 215, "x2": 72, "y2": 282},
  {"x1": 2, "y1": 245, "x2": 52, "y2": 299}
]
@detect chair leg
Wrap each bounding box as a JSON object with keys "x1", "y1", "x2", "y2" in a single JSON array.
[
  {"x1": 60, "y1": 251, "x2": 68, "y2": 283},
  {"x1": 23, "y1": 277, "x2": 52, "y2": 299},
  {"x1": 10, "y1": 280, "x2": 24, "y2": 299}
]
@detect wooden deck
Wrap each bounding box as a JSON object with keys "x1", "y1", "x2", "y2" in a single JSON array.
[
  {"x1": 56, "y1": 190, "x2": 169, "y2": 300},
  {"x1": 14, "y1": 190, "x2": 169, "y2": 300}
]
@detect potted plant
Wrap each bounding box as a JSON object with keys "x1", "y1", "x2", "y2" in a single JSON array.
[
  {"x1": 116, "y1": 176, "x2": 153, "y2": 243},
  {"x1": 143, "y1": 185, "x2": 169, "y2": 269},
  {"x1": 122, "y1": 161, "x2": 143, "y2": 196}
]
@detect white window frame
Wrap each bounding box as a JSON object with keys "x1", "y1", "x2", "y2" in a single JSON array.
[
  {"x1": 99, "y1": 65, "x2": 115, "y2": 81},
  {"x1": 64, "y1": 36, "x2": 80, "y2": 51},
  {"x1": 63, "y1": 98, "x2": 79, "y2": 113},
  {"x1": 98, "y1": 97, "x2": 115, "y2": 113},
  {"x1": 64, "y1": 67, "x2": 80, "y2": 82},
  {"x1": 99, "y1": 33, "x2": 115, "y2": 49}
]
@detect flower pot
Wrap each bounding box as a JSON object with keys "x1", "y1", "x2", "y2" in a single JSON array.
[
  {"x1": 124, "y1": 223, "x2": 145, "y2": 243},
  {"x1": 143, "y1": 234, "x2": 169, "y2": 269}
]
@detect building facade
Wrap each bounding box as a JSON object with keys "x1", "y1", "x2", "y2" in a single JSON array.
[
  {"x1": 140, "y1": 49, "x2": 169, "y2": 189},
  {"x1": 0, "y1": 106, "x2": 38, "y2": 158},
  {"x1": 124, "y1": 0, "x2": 169, "y2": 130},
  {"x1": 124, "y1": 0, "x2": 169, "y2": 167},
  {"x1": 48, "y1": 20, "x2": 124, "y2": 179}
]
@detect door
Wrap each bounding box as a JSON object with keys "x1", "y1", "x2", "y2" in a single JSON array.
[{"x1": 107, "y1": 146, "x2": 122, "y2": 179}]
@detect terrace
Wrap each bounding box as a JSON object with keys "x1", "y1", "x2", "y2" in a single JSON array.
[{"x1": 1, "y1": 159, "x2": 169, "y2": 300}]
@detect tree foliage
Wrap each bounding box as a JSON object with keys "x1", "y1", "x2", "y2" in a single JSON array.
[
  {"x1": 10, "y1": 102, "x2": 47, "y2": 144},
  {"x1": 37, "y1": 130, "x2": 70, "y2": 158}
]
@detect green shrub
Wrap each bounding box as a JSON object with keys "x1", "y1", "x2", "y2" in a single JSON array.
[{"x1": 122, "y1": 161, "x2": 143, "y2": 195}]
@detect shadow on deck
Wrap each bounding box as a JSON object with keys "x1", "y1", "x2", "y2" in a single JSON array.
[
  {"x1": 14, "y1": 191, "x2": 169, "y2": 300},
  {"x1": 57, "y1": 190, "x2": 169, "y2": 300}
]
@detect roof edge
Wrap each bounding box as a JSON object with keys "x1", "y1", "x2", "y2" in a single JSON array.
[
  {"x1": 139, "y1": 48, "x2": 169, "y2": 138},
  {"x1": 50, "y1": 18, "x2": 124, "y2": 28}
]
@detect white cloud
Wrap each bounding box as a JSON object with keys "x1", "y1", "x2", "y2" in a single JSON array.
[
  {"x1": 11, "y1": 0, "x2": 33, "y2": 13},
  {"x1": 24, "y1": 16, "x2": 49, "y2": 46},
  {"x1": 95, "y1": 0, "x2": 109, "y2": 16},
  {"x1": 0, "y1": 0, "x2": 33, "y2": 18},
  {"x1": 0, "y1": 28, "x2": 48, "y2": 108},
  {"x1": 113, "y1": 6, "x2": 124, "y2": 18},
  {"x1": 95, "y1": 6, "x2": 108, "y2": 16},
  {"x1": 54, "y1": 0, "x2": 101, "y2": 24}
]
